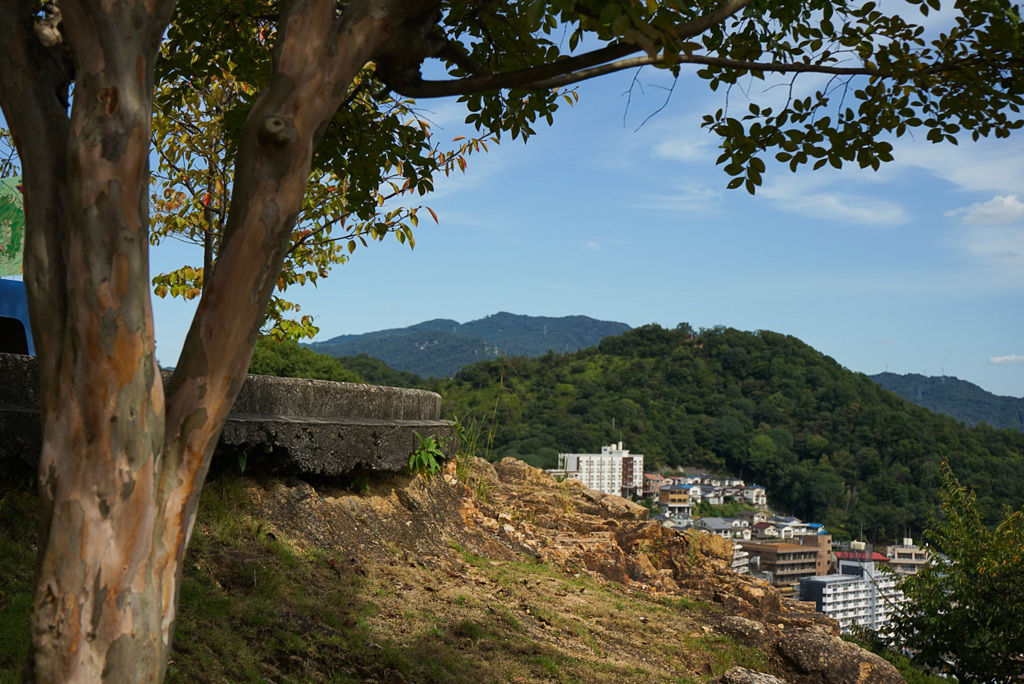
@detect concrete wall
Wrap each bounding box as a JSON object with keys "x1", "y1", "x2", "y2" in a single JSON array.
[{"x1": 0, "y1": 353, "x2": 454, "y2": 477}]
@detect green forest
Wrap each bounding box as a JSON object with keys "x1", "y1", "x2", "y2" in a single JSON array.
[
  {"x1": 871, "y1": 371, "x2": 1024, "y2": 432},
  {"x1": 251, "y1": 325, "x2": 1024, "y2": 544},
  {"x1": 306, "y1": 312, "x2": 630, "y2": 378}
]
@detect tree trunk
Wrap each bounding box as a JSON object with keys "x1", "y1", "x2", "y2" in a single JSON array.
[
  {"x1": 0, "y1": 0, "x2": 436, "y2": 680},
  {"x1": 21, "y1": 1, "x2": 180, "y2": 679}
]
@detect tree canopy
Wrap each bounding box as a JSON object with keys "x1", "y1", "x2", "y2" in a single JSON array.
[
  {"x1": 148, "y1": 7, "x2": 497, "y2": 338},
  {"x1": 2, "y1": 0, "x2": 1024, "y2": 680},
  {"x1": 889, "y1": 464, "x2": 1024, "y2": 683}
]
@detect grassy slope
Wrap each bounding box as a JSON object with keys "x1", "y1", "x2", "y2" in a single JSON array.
[{"x1": 1, "y1": 476, "x2": 766, "y2": 684}]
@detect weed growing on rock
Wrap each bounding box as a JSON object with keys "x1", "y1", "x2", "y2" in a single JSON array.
[{"x1": 407, "y1": 431, "x2": 444, "y2": 478}]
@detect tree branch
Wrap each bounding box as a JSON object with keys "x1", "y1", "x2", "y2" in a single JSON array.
[
  {"x1": 396, "y1": 47, "x2": 1024, "y2": 97},
  {"x1": 384, "y1": 0, "x2": 756, "y2": 96}
]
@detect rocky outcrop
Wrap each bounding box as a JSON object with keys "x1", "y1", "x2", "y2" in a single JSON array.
[{"x1": 238, "y1": 456, "x2": 904, "y2": 683}]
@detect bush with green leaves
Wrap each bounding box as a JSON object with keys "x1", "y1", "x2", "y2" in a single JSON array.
[
  {"x1": 408, "y1": 431, "x2": 445, "y2": 479},
  {"x1": 888, "y1": 464, "x2": 1024, "y2": 683}
]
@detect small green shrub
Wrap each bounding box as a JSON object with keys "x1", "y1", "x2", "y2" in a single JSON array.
[{"x1": 408, "y1": 431, "x2": 444, "y2": 478}]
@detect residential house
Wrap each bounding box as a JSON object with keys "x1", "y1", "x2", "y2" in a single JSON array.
[
  {"x1": 699, "y1": 485, "x2": 724, "y2": 506},
  {"x1": 737, "y1": 510, "x2": 767, "y2": 526},
  {"x1": 766, "y1": 516, "x2": 810, "y2": 538},
  {"x1": 694, "y1": 517, "x2": 751, "y2": 541},
  {"x1": 751, "y1": 521, "x2": 780, "y2": 539},
  {"x1": 723, "y1": 485, "x2": 746, "y2": 501},
  {"x1": 653, "y1": 513, "x2": 693, "y2": 531},
  {"x1": 741, "y1": 485, "x2": 768, "y2": 509},
  {"x1": 657, "y1": 483, "x2": 694, "y2": 516},
  {"x1": 882, "y1": 538, "x2": 930, "y2": 576},
  {"x1": 642, "y1": 473, "x2": 666, "y2": 498}
]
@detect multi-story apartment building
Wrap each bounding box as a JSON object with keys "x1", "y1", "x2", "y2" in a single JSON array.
[
  {"x1": 800, "y1": 532, "x2": 834, "y2": 576},
  {"x1": 553, "y1": 442, "x2": 643, "y2": 498},
  {"x1": 739, "y1": 541, "x2": 823, "y2": 597},
  {"x1": 882, "y1": 538, "x2": 930, "y2": 575},
  {"x1": 800, "y1": 549, "x2": 904, "y2": 633}
]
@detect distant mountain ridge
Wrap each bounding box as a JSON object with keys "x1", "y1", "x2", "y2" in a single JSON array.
[
  {"x1": 870, "y1": 372, "x2": 1024, "y2": 432},
  {"x1": 308, "y1": 312, "x2": 631, "y2": 378}
]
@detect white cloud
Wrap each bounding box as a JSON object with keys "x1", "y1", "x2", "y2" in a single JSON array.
[
  {"x1": 583, "y1": 241, "x2": 602, "y2": 251},
  {"x1": 893, "y1": 137, "x2": 1024, "y2": 195},
  {"x1": 947, "y1": 195, "x2": 1024, "y2": 226},
  {"x1": 653, "y1": 135, "x2": 715, "y2": 163},
  {"x1": 990, "y1": 354, "x2": 1024, "y2": 365},
  {"x1": 759, "y1": 174, "x2": 910, "y2": 226},
  {"x1": 948, "y1": 224, "x2": 1024, "y2": 286},
  {"x1": 639, "y1": 184, "x2": 721, "y2": 212}
]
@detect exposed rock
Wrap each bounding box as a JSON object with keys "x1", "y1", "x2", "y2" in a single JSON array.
[
  {"x1": 719, "y1": 667, "x2": 790, "y2": 684},
  {"x1": 774, "y1": 630, "x2": 903, "y2": 683},
  {"x1": 237, "y1": 455, "x2": 904, "y2": 683}
]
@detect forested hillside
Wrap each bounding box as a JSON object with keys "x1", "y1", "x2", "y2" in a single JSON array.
[
  {"x1": 429, "y1": 324, "x2": 1024, "y2": 542},
  {"x1": 307, "y1": 312, "x2": 630, "y2": 378},
  {"x1": 870, "y1": 372, "x2": 1024, "y2": 432}
]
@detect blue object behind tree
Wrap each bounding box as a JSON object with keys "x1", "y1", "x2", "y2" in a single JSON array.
[{"x1": 0, "y1": 278, "x2": 34, "y2": 355}]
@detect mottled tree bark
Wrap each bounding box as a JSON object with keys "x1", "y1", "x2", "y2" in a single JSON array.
[{"x1": 0, "y1": 0, "x2": 437, "y2": 680}]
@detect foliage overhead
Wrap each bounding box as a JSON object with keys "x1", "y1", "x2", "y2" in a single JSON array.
[
  {"x1": 149, "y1": 0, "x2": 495, "y2": 339},
  {"x1": 380, "y1": 0, "x2": 1024, "y2": 193},
  {"x1": 888, "y1": 464, "x2": 1024, "y2": 683},
  {"x1": 428, "y1": 324, "x2": 1024, "y2": 540}
]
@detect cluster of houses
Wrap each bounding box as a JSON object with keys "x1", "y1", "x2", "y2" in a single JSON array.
[
  {"x1": 643, "y1": 472, "x2": 768, "y2": 513},
  {"x1": 548, "y1": 443, "x2": 930, "y2": 634}
]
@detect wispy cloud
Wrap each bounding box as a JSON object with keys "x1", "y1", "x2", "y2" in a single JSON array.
[
  {"x1": 653, "y1": 135, "x2": 716, "y2": 163},
  {"x1": 639, "y1": 184, "x2": 721, "y2": 213},
  {"x1": 759, "y1": 174, "x2": 910, "y2": 226},
  {"x1": 583, "y1": 241, "x2": 602, "y2": 251},
  {"x1": 894, "y1": 138, "x2": 1024, "y2": 195},
  {"x1": 947, "y1": 224, "x2": 1024, "y2": 286},
  {"x1": 947, "y1": 195, "x2": 1024, "y2": 226},
  {"x1": 990, "y1": 354, "x2": 1024, "y2": 365}
]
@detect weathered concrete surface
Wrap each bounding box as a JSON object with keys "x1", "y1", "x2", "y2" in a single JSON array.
[{"x1": 0, "y1": 353, "x2": 453, "y2": 476}]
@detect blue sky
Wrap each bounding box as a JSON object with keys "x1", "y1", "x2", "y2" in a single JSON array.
[{"x1": 150, "y1": 61, "x2": 1024, "y2": 399}]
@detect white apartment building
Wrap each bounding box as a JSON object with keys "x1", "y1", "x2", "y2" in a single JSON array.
[
  {"x1": 554, "y1": 442, "x2": 643, "y2": 498},
  {"x1": 800, "y1": 551, "x2": 904, "y2": 633}
]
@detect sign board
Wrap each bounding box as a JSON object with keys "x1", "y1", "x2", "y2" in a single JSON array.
[{"x1": 0, "y1": 176, "x2": 25, "y2": 277}]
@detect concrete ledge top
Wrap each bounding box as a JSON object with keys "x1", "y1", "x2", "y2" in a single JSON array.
[
  {"x1": 222, "y1": 371, "x2": 441, "y2": 422},
  {"x1": 0, "y1": 353, "x2": 441, "y2": 423}
]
